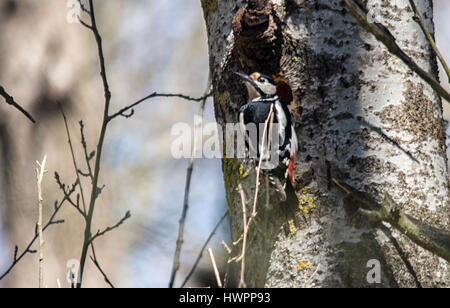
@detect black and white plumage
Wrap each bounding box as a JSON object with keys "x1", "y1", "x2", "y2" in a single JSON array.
[{"x1": 235, "y1": 72, "x2": 298, "y2": 202}]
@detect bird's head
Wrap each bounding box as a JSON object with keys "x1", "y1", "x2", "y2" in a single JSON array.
[{"x1": 234, "y1": 72, "x2": 277, "y2": 100}]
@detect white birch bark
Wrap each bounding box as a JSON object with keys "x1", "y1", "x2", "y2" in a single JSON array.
[{"x1": 202, "y1": 0, "x2": 450, "y2": 287}]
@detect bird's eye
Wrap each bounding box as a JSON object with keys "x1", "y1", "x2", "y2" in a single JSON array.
[{"x1": 258, "y1": 77, "x2": 265, "y2": 83}]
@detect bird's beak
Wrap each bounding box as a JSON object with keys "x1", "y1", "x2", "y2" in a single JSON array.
[{"x1": 234, "y1": 72, "x2": 257, "y2": 88}]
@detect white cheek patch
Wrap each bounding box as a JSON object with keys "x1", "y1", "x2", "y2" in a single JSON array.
[
  {"x1": 245, "y1": 82, "x2": 260, "y2": 100},
  {"x1": 265, "y1": 84, "x2": 277, "y2": 96}
]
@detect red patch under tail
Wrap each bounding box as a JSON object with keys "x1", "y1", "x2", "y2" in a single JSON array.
[{"x1": 288, "y1": 152, "x2": 295, "y2": 187}]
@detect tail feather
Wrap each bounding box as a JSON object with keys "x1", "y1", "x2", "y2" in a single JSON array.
[
  {"x1": 283, "y1": 179, "x2": 299, "y2": 207},
  {"x1": 267, "y1": 173, "x2": 299, "y2": 205},
  {"x1": 267, "y1": 175, "x2": 287, "y2": 202}
]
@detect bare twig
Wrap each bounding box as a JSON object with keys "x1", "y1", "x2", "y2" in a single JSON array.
[
  {"x1": 36, "y1": 155, "x2": 47, "y2": 288},
  {"x1": 109, "y1": 92, "x2": 212, "y2": 121},
  {"x1": 343, "y1": 0, "x2": 450, "y2": 103},
  {"x1": 252, "y1": 105, "x2": 274, "y2": 215},
  {"x1": 79, "y1": 121, "x2": 94, "y2": 182},
  {"x1": 90, "y1": 243, "x2": 114, "y2": 288},
  {"x1": 76, "y1": 0, "x2": 115, "y2": 288},
  {"x1": 55, "y1": 174, "x2": 86, "y2": 218},
  {"x1": 180, "y1": 210, "x2": 229, "y2": 288},
  {"x1": 60, "y1": 105, "x2": 88, "y2": 214},
  {"x1": 0, "y1": 178, "x2": 74, "y2": 280},
  {"x1": 169, "y1": 78, "x2": 212, "y2": 288},
  {"x1": 237, "y1": 184, "x2": 248, "y2": 288},
  {"x1": 221, "y1": 240, "x2": 232, "y2": 254},
  {"x1": 89, "y1": 211, "x2": 131, "y2": 244},
  {"x1": 0, "y1": 86, "x2": 36, "y2": 123},
  {"x1": 78, "y1": 16, "x2": 93, "y2": 30},
  {"x1": 208, "y1": 248, "x2": 223, "y2": 288},
  {"x1": 408, "y1": 0, "x2": 450, "y2": 83},
  {"x1": 77, "y1": 0, "x2": 90, "y2": 14},
  {"x1": 302, "y1": 264, "x2": 320, "y2": 288}
]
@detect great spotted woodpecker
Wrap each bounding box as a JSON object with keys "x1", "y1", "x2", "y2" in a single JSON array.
[{"x1": 235, "y1": 72, "x2": 298, "y2": 202}]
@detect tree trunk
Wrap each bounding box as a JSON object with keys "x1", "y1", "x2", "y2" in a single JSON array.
[{"x1": 201, "y1": 0, "x2": 450, "y2": 287}]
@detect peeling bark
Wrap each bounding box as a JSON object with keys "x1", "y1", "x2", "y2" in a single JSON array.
[{"x1": 202, "y1": 0, "x2": 449, "y2": 287}]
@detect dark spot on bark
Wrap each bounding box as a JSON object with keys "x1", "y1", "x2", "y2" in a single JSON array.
[
  {"x1": 334, "y1": 112, "x2": 354, "y2": 120},
  {"x1": 346, "y1": 155, "x2": 357, "y2": 168},
  {"x1": 363, "y1": 43, "x2": 372, "y2": 51},
  {"x1": 324, "y1": 37, "x2": 344, "y2": 48},
  {"x1": 339, "y1": 77, "x2": 352, "y2": 88},
  {"x1": 248, "y1": 0, "x2": 268, "y2": 11},
  {"x1": 304, "y1": 51, "x2": 349, "y2": 85},
  {"x1": 346, "y1": 155, "x2": 397, "y2": 180},
  {"x1": 284, "y1": 0, "x2": 305, "y2": 13}
]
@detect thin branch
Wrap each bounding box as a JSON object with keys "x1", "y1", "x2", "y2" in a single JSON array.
[
  {"x1": 78, "y1": 169, "x2": 91, "y2": 178},
  {"x1": 408, "y1": 0, "x2": 450, "y2": 83},
  {"x1": 332, "y1": 178, "x2": 450, "y2": 263},
  {"x1": 77, "y1": 0, "x2": 90, "y2": 14},
  {"x1": 207, "y1": 248, "x2": 223, "y2": 288},
  {"x1": 89, "y1": 211, "x2": 131, "y2": 244},
  {"x1": 168, "y1": 79, "x2": 212, "y2": 288},
  {"x1": 237, "y1": 184, "x2": 249, "y2": 288},
  {"x1": 0, "y1": 86, "x2": 36, "y2": 123},
  {"x1": 343, "y1": 0, "x2": 450, "y2": 103},
  {"x1": 55, "y1": 173, "x2": 86, "y2": 219},
  {"x1": 180, "y1": 210, "x2": 229, "y2": 288},
  {"x1": 76, "y1": 0, "x2": 113, "y2": 288},
  {"x1": 0, "y1": 178, "x2": 74, "y2": 280},
  {"x1": 89, "y1": 243, "x2": 114, "y2": 288},
  {"x1": 221, "y1": 240, "x2": 232, "y2": 254},
  {"x1": 36, "y1": 155, "x2": 47, "y2": 288},
  {"x1": 302, "y1": 264, "x2": 320, "y2": 288},
  {"x1": 79, "y1": 121, "x2": 94, "y2": 182},
  {"x1": 252, "y1": 104, "x2": 274, "y2": 215},
  {"x1": 78, "y1": 16, "x2": 93, "y2": 30},
  {"x1": 60, "y1": 104, "x2": 88, "y2": 214},
  {"x1": 109, "y1": 92, "x2": 212, "y2": 121}
]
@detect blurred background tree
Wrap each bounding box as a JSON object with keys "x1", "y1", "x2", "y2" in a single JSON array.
[{"x1": 0, "y1": 0, "x2": 228, "y2": 288}]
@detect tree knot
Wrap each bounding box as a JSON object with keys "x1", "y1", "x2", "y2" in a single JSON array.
[{"x1": 232, "y1": 0, "x2": 281, "y2": 69}]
